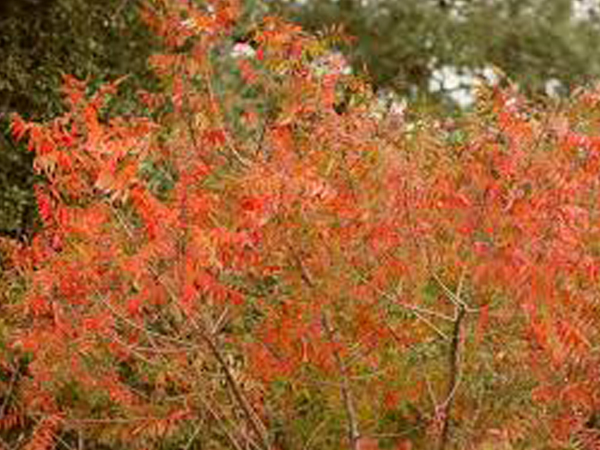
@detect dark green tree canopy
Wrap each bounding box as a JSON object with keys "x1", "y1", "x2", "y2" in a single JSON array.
[
  {"x1": 270, "y1": 0, "x2": 600, "y2": 106},
  {"x1": 0, "y1": 0, "x2": 159, "y2": 119}
]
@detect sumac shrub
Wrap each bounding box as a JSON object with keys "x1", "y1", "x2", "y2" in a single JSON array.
[{"x1": 4, "y1": 1, "x2": 600, "y2": 449}]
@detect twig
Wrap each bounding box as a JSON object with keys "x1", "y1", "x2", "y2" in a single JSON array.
[
  {"x1": 211, "y1": 305, "x2": 230, "y2": 335},
  {"x1": 181, "y1": 422, "x2": 203, "y2": 450},
  {"x1": 289, "y1": 244, "x2": 316, "y2": 288},
  {"x1": 353, "y1": 271, "x2": 450, "y2": 340},
  {"x1": 303, "y1": 418, "x2": 330, "y2": 450},
  {"x1": 92, "y1": 287, "x2": 196, "y2": 349},
  {"x1": 203, "y1": 405, "x2": 246, "y2": 450},
  {"x1": 357, "y1": 273, "x2": 454, "y2": 322},
  {"x1": 425, "y1": 374, "x2": 439, "y2": 415},
  {"x1": 432, "y1": 271, "x2": 477, "y2": 314}
]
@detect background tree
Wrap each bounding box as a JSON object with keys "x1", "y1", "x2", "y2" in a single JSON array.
[{"x1": 270, "y1": 0, "x2": 600, "y2": 107}]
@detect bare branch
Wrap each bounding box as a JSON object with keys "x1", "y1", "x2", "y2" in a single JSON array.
[
  {"x1": 437, "y1": 304, "x2": 466, "y2": 450},
  {"x1": 322, "y1": 313, "x2": 361, "y2": 450},
  {"x1": 188, "y1": 315, "x2": 272, "y2": 450}
]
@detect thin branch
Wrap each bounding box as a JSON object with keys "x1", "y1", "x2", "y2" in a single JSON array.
[
  {"x1": 303, "y1": 418, "x2": 330, "y2": 450},
  {"x1": 358, "y1": 273, "x2": 454, "y2": 322},
  {"x1": 0, "y1": 368, "x2": 17, "y2": 420},
  {"x1": 188, "y1": 315, "x2": 272, "y2": 450},
  {"x1": 353, "y1": 271, "x2": 450, "y2": 340},
  {"x1": 437, "y1": 304, "x2": 466, "y2": 450},
  {"x1": 289, "y1": 244, "x2": 316, "y2": 288},
  {"x1": 190, "y1": 365, "x2": 261, "y2": 450},
  {"x1": 199, "y1": 401, "x2": 246, "y2": 450},
  {"x1": 66, "y1": 417, "x2": 156, "y2": 424},
  {"x1": 181, "y1": 422, "x2": 203, "y2": 450},
  {"x1": 92, "y1": 287, "x2": 197, "y2": 349},
  {"x1": 322, "y1": 313, "x2": 361, "y2": 450},
  {"x1": 425, "y1": 374, "x2": 439, "y2": 416},
  {"x1": 394, "y1": 299, "x2": 455, "y2": 322},
  {"x1": 211, "y1": 305, "x2": 230, "y2": 335},
  {"x1": 432, "y1": 271, "x2": 478, "y2": 314}
]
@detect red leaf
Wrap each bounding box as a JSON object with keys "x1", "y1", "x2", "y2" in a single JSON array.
[
  {"x1": 127, "y1": 296, "x2": 143, "y2": 317},
  {"x1": 11, "y1": 114, "x2": 29, "y2": 141}
]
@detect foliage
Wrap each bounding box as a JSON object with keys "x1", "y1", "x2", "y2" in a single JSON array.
[{"x1": 4, "y1": 1, "x2": 600, "y2": 449}]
